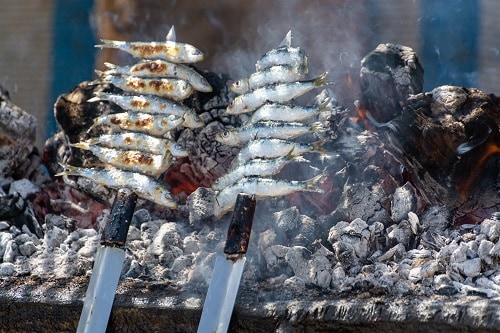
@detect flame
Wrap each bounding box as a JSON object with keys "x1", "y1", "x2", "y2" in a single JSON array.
[{"x1": 456, "y1": 140, "x2": 500, "y2": 201}]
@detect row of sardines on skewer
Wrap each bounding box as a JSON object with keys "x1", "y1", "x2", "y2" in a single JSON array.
[
  {"x1": 212, "y1": 31, "x2": 329, "y2": 218},
  {"x1": 57, "y1": 27, "x2": 211, "y2": 209}
]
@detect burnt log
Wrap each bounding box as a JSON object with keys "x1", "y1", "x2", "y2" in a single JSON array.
[{"x1": 360, "y1": 45, "x2": 499, "y2": 224}]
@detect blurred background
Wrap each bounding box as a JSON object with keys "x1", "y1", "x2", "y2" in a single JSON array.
[{"x1": 0, "y1": 0, "x2": 498, "y2": 149}]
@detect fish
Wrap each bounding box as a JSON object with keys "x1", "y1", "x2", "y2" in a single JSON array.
[
  {"x1": 101, "y1": 60, "x2": 212, "y2": 92},
  {"x1": 211, "y1": 153, "x2": 308, "y2": 191},
  {"x1": 214, "y1": 174, "x2": 323, "y2": 217},
  {"x1": 255, "y1": 31, "x2": 308, "y2": 72},
  {"x1": 231, "y1": 138, "x2": 324, "y2": 166},
  {"x1": 71, "y1": 142, "x2": 173, "y2": 177},
  {"x1": 245, "y1": 98, "x2": 330, "y2": 125},
  {"x1": 88, "y1": 92, "x2": 204, "y2": 128},
  {"x1": 78, "y1": 133, "x2": 188, "y2": 157},
  {"x1": 99, "y1": 74, "x2": 194, "y2": 101},
  {"x1": 88, "y1": 112, "x2": 185, "y2": 137},
  {"x1": 226, "y1": 72, "x2": 329, "y2": 115},
  {"x1": 229, "y1": 64, "x2": 306, "y2": 94},
  {"x1": 56, "y1": 164, "x2": 178, "y2": 208},
  {"x1": 95, "y1": 26, "x2": 204, "y2": 64},
  {"x1": 214, "y1": 121, "x2": 323, "y2": 147}
]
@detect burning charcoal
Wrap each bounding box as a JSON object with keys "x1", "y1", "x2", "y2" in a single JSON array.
[
  {"x1": 489, "y1": 241, "x2": 500, "y2": 265},
  {"x1": 285, "y1": 246, "x2": 312, "y2": 283},
  {"x1": 434, "y1": 274, "x2": 459, "y2": 295},
  {"x1": 283, "y1": 276, "x2": 306, "y2": 292},
  {"x1": 131, "y1": 208, "x2": 151, "y2": 228},
  {"x1": 187, "y1": 187, "x2": 216, "y2": 226},
  {"x1": 2, "y1": 240, "x2": 18, "y2": 263},
  {"x1": 454, "y1": 258, "x2": 482, "y2": 278},
  {"x1": 182, "y1": 234, "x2": 200, "y2": 254},
  {"x1": 390, "y1": 182, "x2": 417, "y2": 223},
  {"x1": 0, "y1": 262, "x2": 14, "y2": 276},
  {"x1": 481, "y1": 218, "x2": 500, "y2": 243},
  {"x1": 274, "y1": 206, "x2": 301, "y2": 237},
  {"x1": 148, "y1": 222, "x2": 184, "y2": 256},
  {"x1": 377, "y1": 243, "x2": 406, "y2": 262}
]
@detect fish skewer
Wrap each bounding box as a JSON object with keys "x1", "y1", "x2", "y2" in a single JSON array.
[
  {"x1": 71, "y1": 142, "x2": 173, "y2": 178},
  {"x1": 96, "y1": 26, "x2": 204, "y2": 64},
  {"x1": 226, "y1": 72, "x2": 329, "y2": 115},
  {"x1": 245, "y1": 98, "x2": 330, "y2": 125},
  {"x1": 56, "y1": 164, "x2": 178, "y2": 208},
  {"x1": 88, "y1": 92, "x2": 203, "y2": 128},
  {"x1": 214, "y1": 120, "x2": 323, "y2": 147},
  {"x1": 214, "y1": 175, "x2": 323, "y2": 218},
  {"x1": 78, "y1": 133, "x2": 188, "y2": 157},
  {"x1": 229, "y1": 64, "x2": 306, "y2": 94},
  {"x1": 102, "y1": 60, "x2": 212, "y2": 92},
  {"x1": 212, "y1": 154, "x2": 308, "y2": 191},
  {"x1": 99, "y1": 75, "x2": 194, "y2": 101},
  {"x1": 231, "y1": 138, "x2": 324, "y2": 167},
  {"x1": 89, "y1": 112, "x2": 185, "y2": 138}
]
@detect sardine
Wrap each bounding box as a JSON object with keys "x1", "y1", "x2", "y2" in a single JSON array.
[
  {"x1": 88, "y1": 92, "x2": 203, "y2": 128},
  {"x1": 56, "y1": 164, "x2": 178, "y2": 208},
  {"x1": 95, "y1": 26, "x2": 204, "y2": 64},
  {"x1": 232, "y1": 138, "x2": 324, "y2": 166},
  {"x1": 226, "y1": 72, "x2": 329, "y2": 115},
  {"x1": 79, "y1": 133, "x2": 188, "y2": 157},
  {"x1": 89, "y1": 112, "x2": 185, "y2": 137},
  {"x1": 100, "y1": 74, "x2": 194, "y2": 101},
  {"x1": 212, "y1": 154, "x2": 307, "y2": 191},
  {"x1": 229, "y1": 64, "x2": 306, "y2": 94},
  {"x1": 214, "y1": 121, "x2": 323, "y2": 147},
  {"x1": 246, "y1": 98, "x2": 330, "y2": 125},
  {"x1": 214, "y1": 175, "x2": 323, "y2": 217},
  {"x1": 71, "y1": 142, "x2": 172, "y2": 177},
  {"x1": 102, "y1": 60, "x2": 212, "y2": 92}
]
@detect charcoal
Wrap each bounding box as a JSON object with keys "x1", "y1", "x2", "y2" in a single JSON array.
[{"x1": 390, "y1": 182, "x2": 417, "y2": 222}]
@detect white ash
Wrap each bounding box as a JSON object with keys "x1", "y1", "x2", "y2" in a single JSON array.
[{"x1": 0, "y1": 187, "x2": 499, "y2": 303}]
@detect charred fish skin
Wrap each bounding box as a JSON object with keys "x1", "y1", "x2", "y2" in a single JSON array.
[
  {"x1": 214, "y1": 120, "x2": 323, "y2": 147},
  {"x1": 88, "y1": 92, "x2": 204, "y2": 129},
  {"x1": 214, "y1": 175, "x2": 323, "y2": 218},
  {"x1": 245, "y1": 98, "x2": 330, "y2": 125},
  {"x1": 226, "y1": 72, "x2": 330, "y2": 115},
  {"x1": 232, "y1": 138, "x2": 324, "y2": 167},
  {"x1": 89, "y1": 112, "x2": 185, "y2": 137},
  {"x1": 71, "y1": 142, "x2": 172, "y2": 178},
  {"x1": 56, "y1": 165, "x2": 178, "y2": 208},
  {"x1": 229, "y1": 64, "x2": 307, "y2": 94},
  {"x1": 100, "y1": 74, "x2": 194, "y2": 101},
  {"x1": 102, "y1": 60, "x2": 212, "y2": 92},
  {"x1": 80, "y1": 133, "x2": 188, "y2": 157},
  {"x1": 211, "y1": 154, "x2": 307, "y2": 191}
]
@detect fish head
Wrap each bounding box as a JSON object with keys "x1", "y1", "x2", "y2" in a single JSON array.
[
  {"x1": 229, "y1": 79, "x2": 249, "y2": 94},
  {"x1": 182, "y1": 111, "x2": 204, "y2": 128},
  {"x1": 184, "y1": 45, "x2": 204, "y2": 63},
  {"x1": 214, "y1": 129, "x2": 238, "y2": 145},
  {"x1": 170, "y1": 143, "x2": 189, "y2": 157}
]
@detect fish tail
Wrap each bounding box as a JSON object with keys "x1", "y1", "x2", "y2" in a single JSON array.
[
  {"x1": 304, "y1": 174, "x2": 324, "y2": 193},
  {"x1": 87, "y1": 91, "x2": 109, "y2": 103},
  {"x1": 313, "y1": 71, "x2": 330, "y2": 87},
  {"x1": 55, "y1": 163, "x2": 80, "y2": 177},
  {"x1": 311, "y1": 140, "x2": 326, "y2": 153},
  {"x1": 317, "y1": 97, "x2": 331, "y2": 112},
  {"x1": 70, "y1": 141, "x2": 91, "y2": 150},
  {"x1": 310, "y1": 122, "x2": 325, "y2": 133},
  {"x1": 96, "y1": 39, "x2": 126, "y2": 49},
  {"x1": 103, "y1": 62, "x2": 117, "y2": 69}
]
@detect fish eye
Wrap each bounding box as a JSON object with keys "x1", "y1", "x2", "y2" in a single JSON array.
[
  {"x1": 191, "y1": 49, "x2": 202, "y2": 56},
  {"x1": 234, "y1": 81, "x2": 242, "y2": 88},
  {"x1": 221, "y1": 130, "x2": 230, "y2": 138},
  {"x1": 193, "y1": 114, "x2": 201, "y2": 122}
]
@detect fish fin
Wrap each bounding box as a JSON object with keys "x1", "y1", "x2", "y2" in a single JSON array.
[
  {"x1": 278, "y1": 30, "x2": 292, "y2": 48},
  {"x1": 87, "y1": 96, "x2": 101, "y2": 103},
  {"x1": 94, "y1": 69, "x2": 106, "y2": 78},
  {"x1": 313, "y1": 71, "x2": 331, "y2": 87},
  {"x1": 166, "y1": 26, "x2": 176, "y2": 42},
  {"x1": 304, "y1": 174, "x2": 324, "y2": 193},
  {"x1": 96, "y1": 39, "x2": 126, "y2": 49}
]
